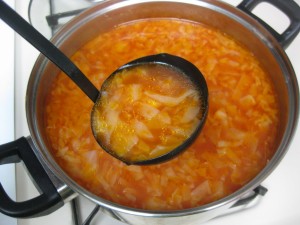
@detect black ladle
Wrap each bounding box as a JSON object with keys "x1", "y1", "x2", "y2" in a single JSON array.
[
  {"x1": 91, "y1": 54, "x2": 209, "y2": 165},
  {"x1": 0, "y1": 0, "x2": 98, "y2": 102},
  {"x1": 0, "y1": 1, "x2": 208, "y2": 165}
]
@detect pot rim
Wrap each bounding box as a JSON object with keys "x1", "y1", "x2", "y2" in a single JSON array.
[{"x1": 26, "y1": 0, "x2": 299, "y2": 217}]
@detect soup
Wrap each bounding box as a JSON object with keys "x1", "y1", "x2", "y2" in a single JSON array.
[
  {"x1": 91, "y1": 63, "x2": 203, "y2": 163},
  {"x1": 45, "y1": 19, "x2": 279, "y2": 210}
]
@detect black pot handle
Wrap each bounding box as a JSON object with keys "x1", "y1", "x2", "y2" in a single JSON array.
[
  {"x1": 216, "y1": 185, "x2": 268, "y2": 217},
  {"x1": 231, "y1": 185, "x2": 268, "y2": 208},
  {"x1": 237, "y1": 0, "x2": 300, "y2": 49},
  {"x1": 0, "y1": 137, "x2": 64, "y2": 218}
]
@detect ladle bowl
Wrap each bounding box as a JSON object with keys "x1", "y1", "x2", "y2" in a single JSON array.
[{"x1": 91, "y1": 53, "x2": 208, "y2": 165}]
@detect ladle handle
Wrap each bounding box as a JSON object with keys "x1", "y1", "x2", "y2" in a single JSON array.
[{"x1": 0, "y1": 0, "x2": 99, "y2": 102}]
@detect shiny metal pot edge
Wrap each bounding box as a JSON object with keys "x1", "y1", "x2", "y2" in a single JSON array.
[{"x1": 26, "y1": 0, "x2": 299, "y2": 224}]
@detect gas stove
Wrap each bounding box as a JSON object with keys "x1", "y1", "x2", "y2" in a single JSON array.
[{"x1": 1, "y1": 0, "x2": 299, "y2": 225}]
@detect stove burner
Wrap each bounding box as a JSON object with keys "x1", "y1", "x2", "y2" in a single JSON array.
[{"x1": 72, "y1": 199, "x2": 100, "y2": 225}]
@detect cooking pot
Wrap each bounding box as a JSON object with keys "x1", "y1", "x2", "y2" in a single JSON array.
[{"x1": 0, "y1": 0, "x2": 299, "y2": 224}]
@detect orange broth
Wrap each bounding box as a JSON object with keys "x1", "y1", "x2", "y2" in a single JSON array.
[{"x1": 45, "y1": 19, "x2": 279, "y2": 210}]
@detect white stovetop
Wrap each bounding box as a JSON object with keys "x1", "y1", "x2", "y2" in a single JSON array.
[
  {"x1": 0, "y1": 0, "x2": 16, "y2": 224},
  {"x1": 1, "y1": 0, "x2": 299, "y2": 225}
]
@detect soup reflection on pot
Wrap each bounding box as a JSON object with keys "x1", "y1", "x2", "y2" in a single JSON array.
[{"x1": 45, "y1": 19, "x2": 279, "y2": 210}]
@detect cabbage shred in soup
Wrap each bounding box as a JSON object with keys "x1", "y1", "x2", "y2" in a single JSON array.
[{"x1": 45, "y1": 19, "x2": 279, "y2": 210}]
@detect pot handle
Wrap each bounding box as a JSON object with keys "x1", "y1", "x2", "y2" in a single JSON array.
[
  {"x1": 0, "y1": 137, "x2": 64, "y2": 218},
  {"x1": 219, "y1": 185, "x2": 268, "y2": 217},
  {"x1": 231, "y1": 185, "x2": 268, "y2": 208},
  {"x1": 237, "y1": 0, "x2": 300, "y2": 49}
]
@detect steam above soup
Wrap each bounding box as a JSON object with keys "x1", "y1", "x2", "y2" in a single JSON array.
[{"x1": 45, "y1": 19, "x2": 279, "y2": 210}]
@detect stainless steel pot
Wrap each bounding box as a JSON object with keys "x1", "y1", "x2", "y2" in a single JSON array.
[{"x1": 0, "y1": 0, "x2": 299, "y2": 224}]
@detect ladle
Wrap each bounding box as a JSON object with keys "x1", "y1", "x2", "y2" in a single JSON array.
[
  {"x1": 0, "y1": 0, "x2": 98, "y2": 102},
  {"x1": 0, "y1": 0, "x2": 208, "y2": 165}
]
